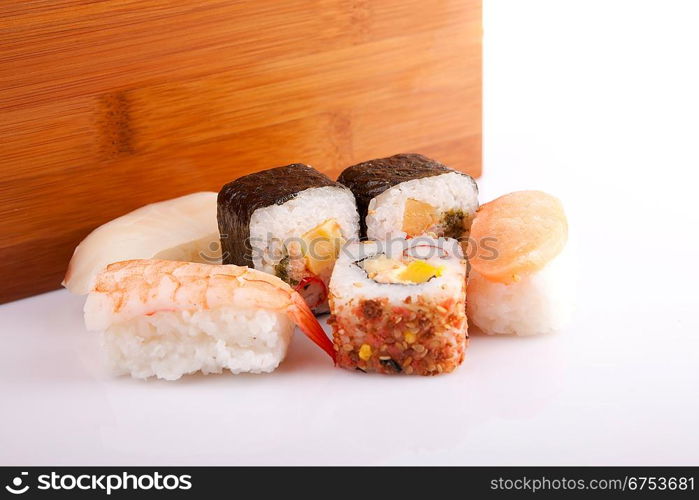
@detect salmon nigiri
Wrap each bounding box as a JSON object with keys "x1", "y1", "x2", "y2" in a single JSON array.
[
  {"x1": 85, "y1": 259, "x2": 335, "y2": 380},
  {"x1": 466, "y1": 191, "x2": 572, "y2": 336}
]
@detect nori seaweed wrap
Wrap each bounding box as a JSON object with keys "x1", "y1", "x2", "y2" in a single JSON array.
[
  {"x1": 218, "y1": 164, "x2": 335, "y2": 267},
  {"x1": 337, "y1": 153, "x2": 479, "y2": 240},
  {"x1": 217, "y1": 164, "x2": 359, "y2": 312}
]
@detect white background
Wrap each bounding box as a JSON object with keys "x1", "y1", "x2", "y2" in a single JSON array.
[{"x1": 1, "y1": 1, "x2": 698, "y2": 465}]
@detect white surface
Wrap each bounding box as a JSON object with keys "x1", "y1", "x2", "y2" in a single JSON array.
[{"x1": 2, "y1": 0, "x2": 699, "y2": 465}]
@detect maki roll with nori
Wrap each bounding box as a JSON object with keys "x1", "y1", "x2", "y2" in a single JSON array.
[
  {"x1": 218, "y1": 164, "x2": 360, "y2": 313},
  {"x1": 328, "y1": 237, "x2": 469, "y2": 375},
  {"x1": 337, "y1": 154, "x2": 479, "y2": 241}
]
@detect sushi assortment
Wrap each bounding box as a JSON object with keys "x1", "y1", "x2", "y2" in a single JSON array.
[{"x1": 65, "y1": 153, "x2": 571, "y2": 380}]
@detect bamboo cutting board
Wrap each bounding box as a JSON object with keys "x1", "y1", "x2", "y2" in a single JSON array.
[{"x1": 0, "y1": 0, "x2": 481, "y2": 303}]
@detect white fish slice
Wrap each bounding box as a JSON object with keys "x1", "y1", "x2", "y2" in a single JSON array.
[{"x1": 63, "y1": 192, "x2": 221, "y2": 295}]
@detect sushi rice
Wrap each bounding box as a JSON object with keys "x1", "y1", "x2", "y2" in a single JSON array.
[
  {"x1": 249, "y1": 185, "x2": 359, "y2": 296},
  {"x1": 367, "y1": 172, "x2": 479, "y2": 240},
  {"x1": 102, "y1": 307, "x2": 294, "y2": 380},
  {"x1": 467, "y1": 248, "x2": 573, "y2": 336}
]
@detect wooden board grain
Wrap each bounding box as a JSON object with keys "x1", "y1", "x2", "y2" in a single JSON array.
[{"x1": 0, "y1": 0, "x2": 482, "y2": 303}]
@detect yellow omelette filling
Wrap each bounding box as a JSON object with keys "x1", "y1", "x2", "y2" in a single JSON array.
[
  {"x1": 300, "y1": 219, "x2": 345, "y2": 276},
  {"x1": 361, "y1": 254, "x2": 443, "y2": 284},
  {"x1": 402, "y1": 198, "x2": 438, "y2": 237}
]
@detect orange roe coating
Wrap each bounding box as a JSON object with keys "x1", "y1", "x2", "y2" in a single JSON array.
[{"x1": 329, "y1": 295, "x2": 468, "y2": 376}]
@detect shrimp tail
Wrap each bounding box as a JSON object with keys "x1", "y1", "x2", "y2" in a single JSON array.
[{"x1": 288, "y1": 293, "x2": 337, "y2": 363}]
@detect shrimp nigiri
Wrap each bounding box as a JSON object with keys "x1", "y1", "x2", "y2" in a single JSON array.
[{"x1": 85, "y1": 259, "x2": 335, "y2": 380}]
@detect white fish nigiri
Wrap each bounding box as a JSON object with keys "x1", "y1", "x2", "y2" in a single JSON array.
[{"x1": 63, "y1": 192, "x2": 221, "y2": 295}]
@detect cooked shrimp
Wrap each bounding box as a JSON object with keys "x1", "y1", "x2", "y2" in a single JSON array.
[
  {"x1": 84, "y1": 259, "x2": 336, "y2": 361},
  {"x1": 467, "y1": 191, "x2": 568, "y2": 284}
]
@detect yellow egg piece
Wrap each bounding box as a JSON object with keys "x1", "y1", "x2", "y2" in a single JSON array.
[
  {"x1": 301, "y1": 219, "x2": 344, "y2": 275},
  {"x1": 402, "y1": 198, "x2": 438, "y2": 236},
  {"x1": 398, "y1": 260, "x2": 443, "y2": 283}
]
